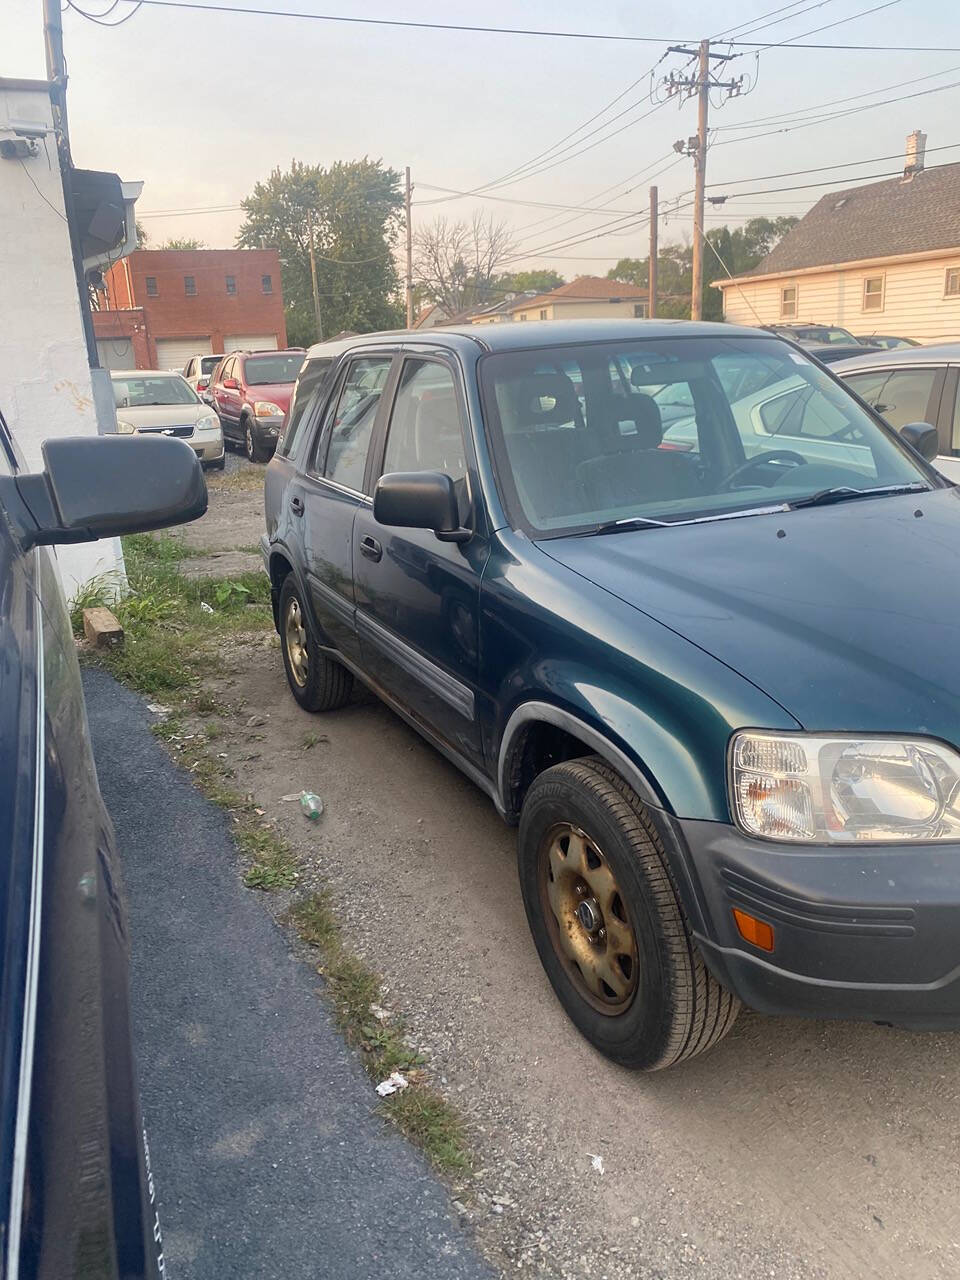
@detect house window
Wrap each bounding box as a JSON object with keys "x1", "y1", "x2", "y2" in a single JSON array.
[
  {"x1": 145, "y1": 276, "x2": 158, "y2": 297},
  {"x1": 261, "y1": 274, "x2": 273, "y2": 294},
  {"x1": 539, "y1": 309, "x2": 547, "y2": 320},
  {"x1": 780, "y1": 284, "x2": 798, "y2": 318},
  {"x1": 634, "y1": 303, "x2": 648, "y2": 318},
  {"x1": 226, "y1": 275, "x2": 236, "y2": 295},
  {"x1": 184, "y1": 275, "x2": 196, "y2": 296},
  {"x1": 862, "y1": 275, "x2": 884, "y2": 311},
  {"x1": 946, "y1": 267, "x2": 960, "y2": 298}
]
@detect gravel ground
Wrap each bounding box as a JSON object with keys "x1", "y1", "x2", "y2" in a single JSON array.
[
  {"x1": 83, "y1": 667, "x2": 495, "y2": 1280},
  {"x1": 127, "y1": 467, "x2": 960, "y2": 1280},
  {"x1": 178, "y1": 450, "x2": 266, "y2": 577}
]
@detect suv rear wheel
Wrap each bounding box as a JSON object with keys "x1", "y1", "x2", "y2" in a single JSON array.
[
  {"x1": 278, "y1": 574, "x2": 353, "y2": 712},
  {"x1": 518, "y1": 756, "x2": 739, "y2": 1070}
]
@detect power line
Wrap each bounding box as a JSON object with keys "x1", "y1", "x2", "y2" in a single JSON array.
[
  {"x1": 123, "y1": 0, "x2": 956, "y2": 52},
  {"x1": 729, "y1": 0, "x2": 903, "y2": 53},
  {"x1": 706, "y1": 140, "x2": 960, "y2": 186},
  {"x1": 714, "y1": 61, "x2": 960, "y2": 130},
  {"x1": 708, "y1": 158, "x2": 960, "y2": 200},
  {"x1": 413, "y1": 185, "x2": 640, "y2": 216},
  {"x1": 130, "y1": 0, "x2": 696, "y2": 41},
  {"x1": 66, "y1": 0, "x2": 142, "y2": 25},
  {"x1": 720, "y1": 0, "x2": 837, "y2": 42}
]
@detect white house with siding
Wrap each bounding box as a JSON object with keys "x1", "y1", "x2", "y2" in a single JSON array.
[{"x1": 715, "y1": 134, "x2": 960, "y2": 344}]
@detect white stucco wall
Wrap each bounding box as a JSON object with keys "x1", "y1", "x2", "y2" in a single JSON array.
[{"x1": 0, "y1": 80, "x2": 123, "y2": 600}]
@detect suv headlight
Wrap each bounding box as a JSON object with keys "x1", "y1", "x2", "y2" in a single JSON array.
[
  {"x1": 116, "y1": 420, "x2": 136, "y2": 434},
  {"x1": 729, "y1": 731, "x2": 960, "y2": 843},
  {"x1": 254, "y1": 401, "x2": 283, "y2": 418}
]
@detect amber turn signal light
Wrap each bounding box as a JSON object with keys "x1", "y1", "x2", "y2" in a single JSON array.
[{"x1": 732, "y1": 908, "x2": 775, "y2": 952}]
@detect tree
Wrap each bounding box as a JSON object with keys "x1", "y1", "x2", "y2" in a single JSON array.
[
  {"x1": 237, "y1": 158, "x2": 404, "y2": 343},
  {"x1": 413, "y1": 213, "x2": 516, "y2": 315},
  {"x1": 493, "y1": 268, "x2": 565, "y2": 295},
  {"x1": 135, "y1": 220, "x2": 149, "y2": 246},
  {"x1": 159, "y1": 236, "x2": 207, "y2": 250}
]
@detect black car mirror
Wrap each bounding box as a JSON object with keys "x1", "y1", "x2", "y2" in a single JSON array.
[
  {"x1": 899, "y1": 422, "x2": 939, "y2": 462},
  {"x1": 374, "y1": 470, "x2": 470, "y2": 544},
  {"x1": 5, "y1": 434, "x2": 207, "y2": 549}
]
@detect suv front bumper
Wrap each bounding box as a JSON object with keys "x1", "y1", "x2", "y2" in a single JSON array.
[{"x1": 673, "y1": 815, "x2": 960, "y2": 1028}]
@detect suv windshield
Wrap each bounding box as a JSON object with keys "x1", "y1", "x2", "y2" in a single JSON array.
[
  {"x1": 244, "y1": 353, "x2": 305, "y2": 385},
  {"x1": 112, "y1": 374, "x2": 198, "y2": 407},
  {"x1": 786, "y1": 326, "x2": 858, "y2": 345},
  {"x1": 480, "y1": 335, "x2": 928, "y2": 537},
  {"x1": 201, "y1": 355, "x2": 221, "y2": 374}
]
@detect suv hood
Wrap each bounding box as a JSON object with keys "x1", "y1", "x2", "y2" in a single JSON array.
[
  {"x1": 540, "y1": 488, "x2": 960, "y2": 740},
  {"x1": 117, "y1": 403, "x2": 204, "y2": 429},
  {"x1": 244, "y1": 382, "x2": 293, "y2": 410}
]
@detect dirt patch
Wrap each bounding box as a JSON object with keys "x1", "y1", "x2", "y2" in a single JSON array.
[{"x1": 178, "y1": 453, "x2": 266, "y2": 578}]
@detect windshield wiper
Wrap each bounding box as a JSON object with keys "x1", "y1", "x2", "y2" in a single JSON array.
[
  {"x1": 789, "y1": 482, "x2": 929, "y2": 510},
  {"x1": 594, "y1": 516, "x2": 674, "y2": 534}
]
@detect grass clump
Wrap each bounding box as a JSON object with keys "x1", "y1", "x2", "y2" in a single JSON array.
[{"x1": 238, "y1": 827, "x2": 299, "y2": 890}]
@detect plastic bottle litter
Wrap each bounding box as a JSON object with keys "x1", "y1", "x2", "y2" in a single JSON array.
[{"x1": 300, "y1": 791, "x2": 324, "y2": 821}]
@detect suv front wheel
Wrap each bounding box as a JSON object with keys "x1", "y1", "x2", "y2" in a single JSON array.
[
  {"x1": 244, "y1": 416, "x2": 268, "y2": 464},
  {"x1": 278, "y1": 574, "x2": 354, "y2": 712},
  {"x1": 518, "y1": 756, "x2": 739, "y2": 1070}
]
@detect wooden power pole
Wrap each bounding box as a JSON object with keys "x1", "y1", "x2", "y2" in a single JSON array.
[
  {"x1": 405, "y1": 167, "x2": 414, "y2": 328},
  {"x1": 648, "y1": 185, "x2": 658, "y2": 319},
  {"x1": 664, "y1": 40, "x2": 742, "y2": 321},
  {"x1": 306, "y1": 206, "x2": 323, "y2": 342}
]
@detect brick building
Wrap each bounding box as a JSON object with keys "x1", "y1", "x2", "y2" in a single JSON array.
[{"x1": 94, "y1": 248, "x2": 287, "y2": 370}]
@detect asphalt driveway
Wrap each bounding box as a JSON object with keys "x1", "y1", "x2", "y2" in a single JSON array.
[{"x1": 82, "y1": 667, "x2": 494, "y2": 1280}]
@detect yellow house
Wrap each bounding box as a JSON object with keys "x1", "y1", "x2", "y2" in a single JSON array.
[
  {"x1": 715, "y1": 135, "x2": 960, "y2": 344},
  {"x1": 472, "y1": 276, "x2": 649, "y2": 324}
]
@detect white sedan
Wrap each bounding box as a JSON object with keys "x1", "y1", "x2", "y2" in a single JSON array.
[{"x1": 111, "y1": 370, "x2": 225, "y2": 469}]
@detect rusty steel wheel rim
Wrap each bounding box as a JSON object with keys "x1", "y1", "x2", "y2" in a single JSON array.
[
  {"x1": 538, "y1": 822, "x2": 639, "y2": 1015},
  {"x1": 284, "y1": 596, "x2": 308, "y2": 687}
]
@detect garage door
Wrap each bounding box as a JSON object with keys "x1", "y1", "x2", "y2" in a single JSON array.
[
  {"x1": 155, "y1": 336, "x2": 212, "y2": 372},
  {"x1": 224, "y1": 334, "x2": 279, "y2": 353},
  {"x1": 96, "y1": 337, "x2": 134, "y2": 370}
]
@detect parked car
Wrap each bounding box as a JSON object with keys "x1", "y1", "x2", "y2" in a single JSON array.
[
  {"x1": 262, "y1": 318, "x2": 957, "y2": 1071},
  {"x1": 182, "y1": 352, "x2": 224, "y2": 397},
  {"x1": 804, "y1": 343, "x2": 876, "y2": 366},
  {"x1": 209, "y1": 349, "x2": 305, "y2": 462},
  {"x1": 853, "y1": 334, "x2": 920, "y2": 350},
  {"x1": 765, "y1": 323, "x2": 866, "y2": 347},
  {"x1": 0, "y1": 414, "x2": 206, "y2": 1274},
  {"x1": 111, "y1": 369, "x2": 225, "y2": 469},
  {"x1": 833, "y1": 342, "x2": 960, "y2": 483}
]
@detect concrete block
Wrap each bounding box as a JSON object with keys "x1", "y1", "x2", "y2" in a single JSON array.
[{"x1": 83, "y1": 607, "x2": 124, "y2": 649}]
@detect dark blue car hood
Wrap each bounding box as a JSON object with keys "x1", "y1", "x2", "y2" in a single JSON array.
[{"x1": 540, "y1": 488, "x2": 960, "y2": 741}]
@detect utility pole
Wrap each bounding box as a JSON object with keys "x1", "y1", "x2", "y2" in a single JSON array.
[
  {"x1": 648, "y1": 185, "x2": 658, "y2": 319},
  {"x1": 306, "y1": 206, "x2": 323, "y2": 342},
  {"x1": 42, "y1": 0, "x2": 100, "y2": 366},
  {"x1": 405, "y1": 167, "x2": 414, "y2": 328},
  {"x1": 664, "y1": 40, "x2": 742, "y2": 321}
]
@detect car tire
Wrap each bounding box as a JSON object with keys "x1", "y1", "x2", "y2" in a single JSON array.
[
  {"x1": 244, "y1": 417, "x2": 268, "y2": 464},
  {"x1": 278, "y1": 574, "x2": 353, "y2": 712},
  {"x1": 518, "y1": 756, "x2": 740, "y2": 1070}
]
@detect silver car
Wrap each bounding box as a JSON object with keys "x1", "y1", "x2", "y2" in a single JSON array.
[
  {"x1": 112, "y1": 370, "x2": 225, "y2": 469},
  {"x1": 833, "y1": 343, "x2": 960, "y2": 484}
]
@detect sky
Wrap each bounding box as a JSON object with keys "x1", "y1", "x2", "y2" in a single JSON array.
[{"x1": 5, "y1": 0, "x2": 960, "y2": 276}]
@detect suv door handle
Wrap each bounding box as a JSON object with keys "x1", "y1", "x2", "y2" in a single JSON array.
[
  {"x1": 290, "y1": 495, "x2": 304, "y2": 516},
  {"x1": 359, "y1": 534, "x2": 382, "y2": 562}
]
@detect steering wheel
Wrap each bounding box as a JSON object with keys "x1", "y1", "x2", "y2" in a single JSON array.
[{"x1": 719, "y1": 449, "x2": 808, "y2": 491}]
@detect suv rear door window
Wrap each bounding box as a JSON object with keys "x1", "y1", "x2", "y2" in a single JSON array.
[
  {"x1": 278, "y1": 357, "x2": 334, "y2": 458},
  {"x1": 323, "y1": 356, "x2": 392, "y2": 493}
]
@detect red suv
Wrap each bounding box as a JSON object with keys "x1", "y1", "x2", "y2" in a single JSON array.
[{"x1": 210, "y1": 349, "x2": 305, "y2": 462}]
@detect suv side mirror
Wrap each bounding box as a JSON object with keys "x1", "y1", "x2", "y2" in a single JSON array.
[
  {"x1": 3, "y1": 435, "x2": 206, "y2": 549},
  {"x1": 223, "y1": 377, "x2": 239, "y2": 390},
  {"x1": 374, "y1": 471, "x2": 470, "y2": 544},
  {"x1": 899, "y1": 421, "x2": 939, "y2": 462}
]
